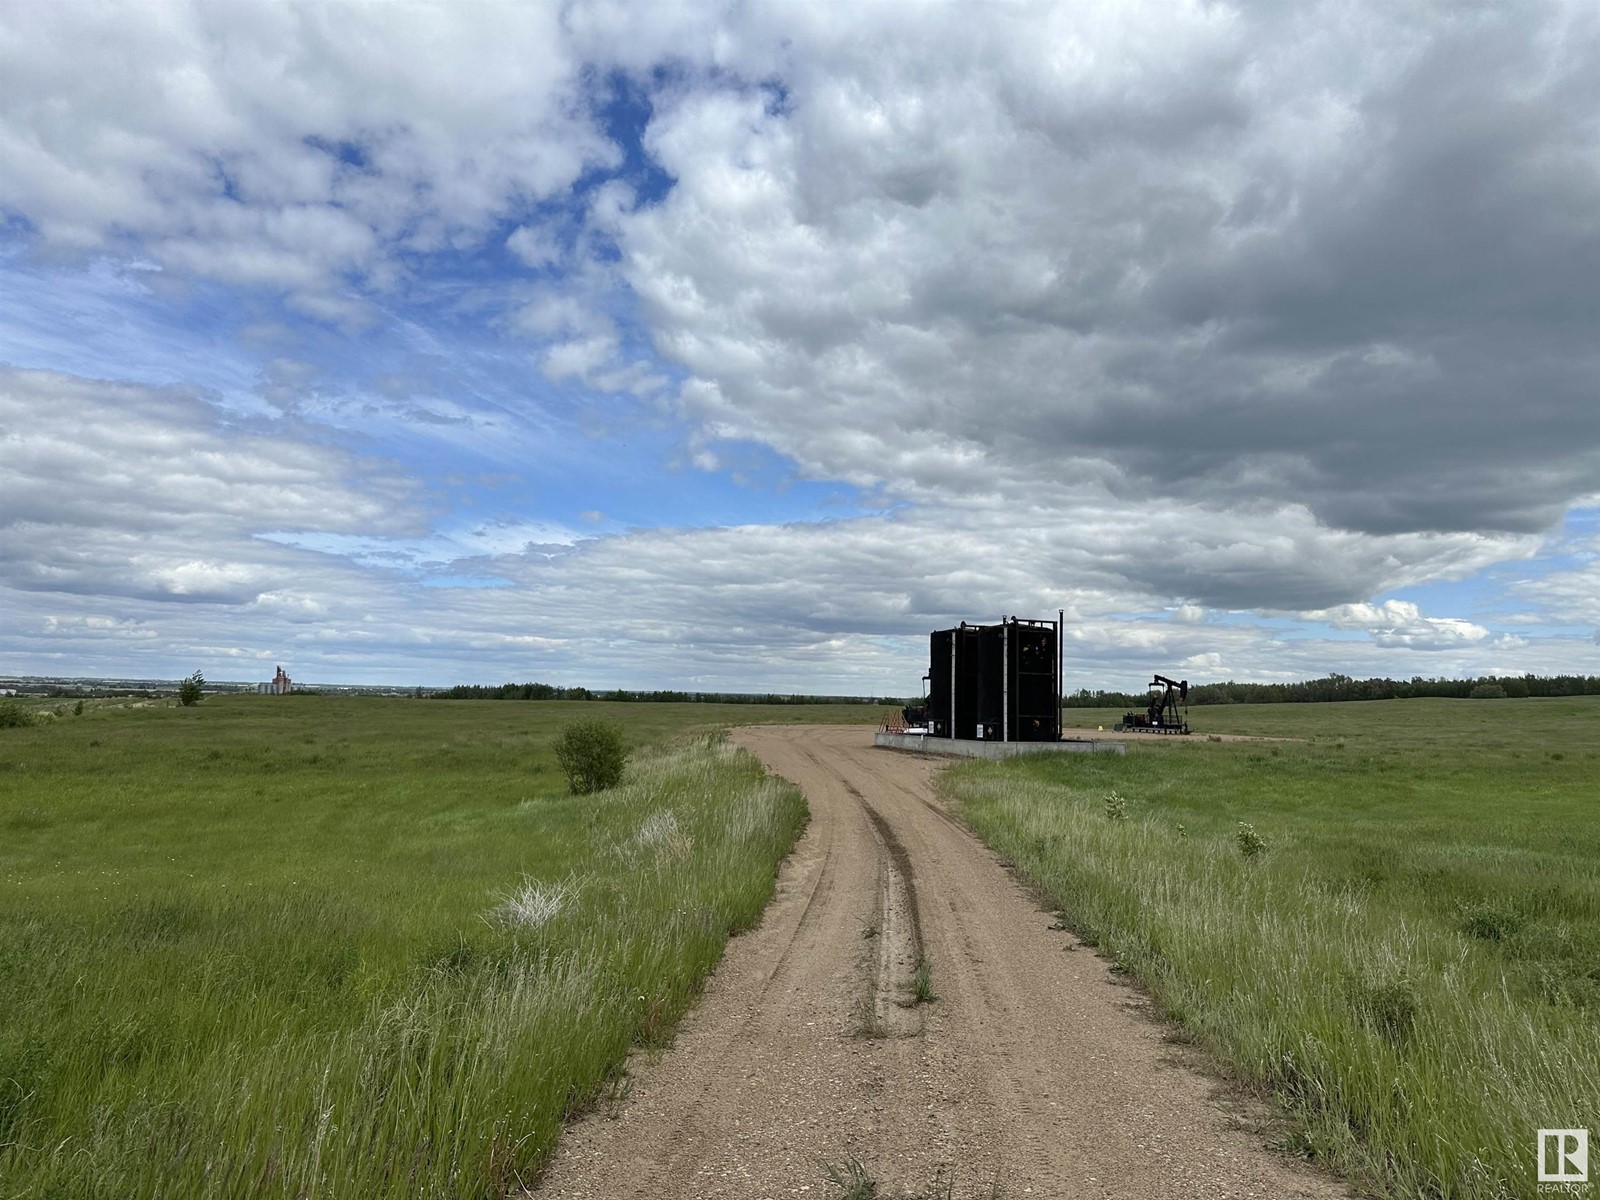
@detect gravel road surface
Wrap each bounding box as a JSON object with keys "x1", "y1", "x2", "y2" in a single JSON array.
[{"x1": 532, "y1": 724, "x2": 1343, "y2": 1199}]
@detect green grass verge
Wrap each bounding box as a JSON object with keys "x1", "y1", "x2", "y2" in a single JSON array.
[
  {"x1": 0, "y1": 697, "x2": 852, "y2": 1198},
  {"x1": 945, "y1": 696, "x2": 1600, "y2": 1200}
]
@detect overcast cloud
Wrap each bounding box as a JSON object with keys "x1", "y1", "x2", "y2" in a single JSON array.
[{"x1": 1, "y1": 0, "x2": 1596, "y2": 691}]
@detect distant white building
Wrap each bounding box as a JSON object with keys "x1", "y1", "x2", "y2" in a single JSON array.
[{"x1": 259, "y1": 665, "x2": 292, "y2": 695}]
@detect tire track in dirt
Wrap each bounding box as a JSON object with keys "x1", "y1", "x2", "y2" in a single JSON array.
[
  {"x1": 857, "y1": 793, "x2": 925, "y2": 1038},
  {"x1": 531, "y1": 725, "x2": 1346, "y2": 1199}
]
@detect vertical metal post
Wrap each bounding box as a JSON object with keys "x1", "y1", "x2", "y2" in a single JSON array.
[
  {"x1": 950, "y1": 627, "x2": 957, "y2": 740},
  {"x1": 1057, "y1": 608, "x2": 1065, "y2": 740},
  {"x1": 1001, "y1": 616, "x2": 1009, "y2": 742}
]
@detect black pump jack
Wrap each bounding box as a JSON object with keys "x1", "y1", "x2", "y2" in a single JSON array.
[{"x1": 1115, "y1": 674, "x2": 1190, "y2": 735}]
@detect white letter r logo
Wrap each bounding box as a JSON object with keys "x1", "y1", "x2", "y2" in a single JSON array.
[{"x1": 1539, "y1": 1129, "x2": 1588, "y2": 1182}]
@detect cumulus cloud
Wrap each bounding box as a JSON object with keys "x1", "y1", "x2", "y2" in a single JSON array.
[
  {"x1": 0, "y1": 1, "x2": 611, "y2": 316},
  {"x1": 1301, "y1": 600, "x2": 1491, "y2": 650},
  {"x1": 0, "y1": 368, "x2": 416, "y2": 601},
  {"x1": 1513, "y1": 557, "x2": 1600, "y2": 630},
  {"x1": 604, "y1": 1, "x2": 1600, "y2": 555}
]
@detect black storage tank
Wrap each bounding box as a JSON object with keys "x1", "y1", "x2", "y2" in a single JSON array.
[{"x1": 924, "y1": 615, "x2": 1062, "y2": 742}]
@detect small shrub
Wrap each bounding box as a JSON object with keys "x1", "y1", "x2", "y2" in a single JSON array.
[
  {"x1": 1235, "y1": 821, "x2": 1267, "y2": 858},
  {"x1": 490, "y1": 876, "x2": 575, "y2": 930},
  {"x1": 823, "y1": 1157, "x2": 877, "y2": 1199},
  {"x1": 177, "y1": 671, "x2": 204, "y2": 707},
  {"x1": 1353, "y1": 975, "x2": 1419, "y2": 1044},
  {"x1": 854, "y1": 993, "x2": 886, "y2": 1040},
  {"x1": 1468, "y1": 683, "x2": 1507, "y2": 699},
  {"x1": 73, "y1": 700, "x2": 84, "y2": 716},
  {"x1": 630, "y1": 809, "x2": 692, "y2": 863},
  {"x1": 1103, "y1": 790, "x2": 1128, "y2": 821},
  {"x1": 1459, "y1": 901, "x2": 1525, "y2": 942},
  {"x1": 0, "y1": 701, "x2": 30, "y2": 729},
  {"x1": 1530, "y1": 964, "x2": 1596, "y2": 1009},
  {"x1": 553, "y1": 718, "x2": 628, "y2": 795}
]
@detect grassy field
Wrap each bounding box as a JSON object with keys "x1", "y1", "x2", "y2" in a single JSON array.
[
  {"x1": 0, "y1": 696, "x2": 873, "y2": 1199},
  {"x1": 947, "y1": 697, "x2": 1600, "y2": 1199}
]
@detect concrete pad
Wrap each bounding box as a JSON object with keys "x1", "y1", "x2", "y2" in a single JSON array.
[{"x1": 873, "y1": 731, "x2": 1126, "y2": 758}]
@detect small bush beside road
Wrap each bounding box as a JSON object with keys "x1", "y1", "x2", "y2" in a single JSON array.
[
  {"x1": 177, "y1": 670, "x2": 204, "y2": 706},
  {"x1": 554, "y1": 717, "x2": 628, "y2": 794}
]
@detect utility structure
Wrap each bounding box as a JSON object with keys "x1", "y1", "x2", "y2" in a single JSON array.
[
  {"x1": 1116, "y1": 674, "x2": 1190, "y2": 734},
  {"x1": 917, "y1": 613, "x2": 1064, "y2": 742}
]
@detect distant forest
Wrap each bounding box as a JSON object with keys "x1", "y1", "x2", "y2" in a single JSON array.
[
  {"x1": 1064, "y1": 672, "x2": 1600, "y2": 708},
  {"x1": 428, "y1": 683, "x2": 895, "y2": 705}
]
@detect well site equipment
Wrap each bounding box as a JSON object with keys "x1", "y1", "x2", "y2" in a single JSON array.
[
  {"x1": 1115, "y1": 674, "x2": 1191, "y2": 735},
  {"x1": 881, "y1": 612, "x2": 1123, "y2": 757},
  {"x1": 919, "y1": 613, "x2": 1064, "y2": 743}
]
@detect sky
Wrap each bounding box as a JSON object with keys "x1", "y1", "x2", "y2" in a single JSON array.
[{"x1": 2, "y1": 0, "x2": 1599, "y2": 693}]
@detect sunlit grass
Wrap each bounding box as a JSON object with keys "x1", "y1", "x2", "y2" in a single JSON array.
[
  {"x1": 0, "y1": 697, "x2": 835, "y2": 1198},
  {"x1": 947, "y1": 696, "x2": 1600, "y2": 1199}
]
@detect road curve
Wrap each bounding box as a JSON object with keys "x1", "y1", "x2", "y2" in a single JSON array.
[{"x1": 532, "y1": 725, "x2": 1343, "y2": 1199}]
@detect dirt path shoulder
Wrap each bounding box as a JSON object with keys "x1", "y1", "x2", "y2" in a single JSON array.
[{"x1": 532, "y1": 725, "x2": 1343, "y2": 1199}]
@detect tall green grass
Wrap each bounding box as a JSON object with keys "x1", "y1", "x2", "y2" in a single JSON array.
[
  {"x1": 0, "y1": 698, "x2": 814, "y2": 1197},
  {"x1": 947, "y1": 697, "x2": 1600, "y2": 1200}
]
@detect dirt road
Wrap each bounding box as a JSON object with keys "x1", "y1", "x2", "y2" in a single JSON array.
[{"x1": 533, "y1": 725, "x2": 1342, "y2": 1199}]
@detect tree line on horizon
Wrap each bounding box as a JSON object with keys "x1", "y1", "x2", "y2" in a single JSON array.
[
  {"x1": 1064, "y1": 671, "x2": 1600, "y2": 708},
  {"x1": 427, "y1": 682, "x2": 898, "y2": 705}
]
